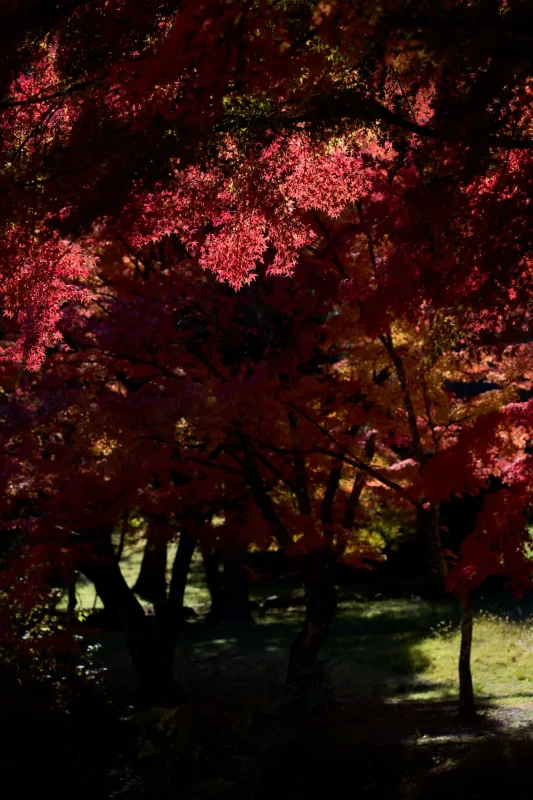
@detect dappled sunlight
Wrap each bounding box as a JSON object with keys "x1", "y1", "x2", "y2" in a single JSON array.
[
  {"x1": 63, "y1": 566, "x2": 533, "y2": 710},
  {"x1": 325, "y1": 598, "x2": 533, "y2": 704}
]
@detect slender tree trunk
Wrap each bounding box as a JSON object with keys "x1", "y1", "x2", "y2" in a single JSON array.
[
  {"x1": 201, "y1": 545, "x2": 253, "y2": 627},
  {"x1": 432, "y1": 504, "x2": 477, "y2": 718},
  {"x1": 80, "y1": 531, "x2": 175, "y2": 701},
  {"x1": 67, "y1": 574, "x2": 77, "y2": 615},
  {"x1": 458, "y1": 589, "x2": 476, "y2": 719},
  {"x1": 167, "y1": 529, "x2": 197, "y2": 638},
  {"x1": 115, "y1": 513, "x2": 129, "y2": 562},
  {"x1": 201, "y1": 544, "x2": 223, "y2": 622},
  {"x1": 286, "y1": 550, "x2": 337, "y2": 699},
  {"x1": 286, "y1": 415, "x2": 337, "y2": 699},
  {"x1": 132, "y1": 536, "x2": 168, "y2": 605},
  {"x1": 221, "y1": 551, "x2": 254, "y2": 628}
]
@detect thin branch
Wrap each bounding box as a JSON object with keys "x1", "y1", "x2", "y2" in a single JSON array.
[
  {"x1": 311, "y1": 444, "x2": 406, "y2": 496},
  {"x1": 422, "y1": 377, "x2": 440, "y2": 451},
  {"x1": 379, "y1": 330, "x2": 425, "y2": 463},
  {"x1": 184, "y1": 455, "x2": 243, "y2": 476},
  {"x1": 252, "y1": 448, "x2": 297, "y2": 493},
  {"x1": 321, "y1": 462, "x2": 342, "y2": 526},
  {"x1": 289, "y1": 402, "x2": 407, "y2": 494},
  {"x1": 226, "y1": 91, "x2": 533, "y2": 151},
  {"x1": 238, "y1": 435, "x2": 293, "y2": 549},
  {"x1": 289, "y1": 410, "x2": 311, "y2": 514}
]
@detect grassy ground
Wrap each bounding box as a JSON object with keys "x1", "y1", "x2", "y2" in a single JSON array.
[
  {"x1": 132, "y1": 594, "x2": 533, "y2": 800},
  {"x1": 14, "y1": 544, "x2": 533, "y2": 800},
  {"x1": 66, "y1": 540, "x2": 533, "y2": 710},
  {"x1": 167, "y1": 596, "x2": 533, "y2": 710}
]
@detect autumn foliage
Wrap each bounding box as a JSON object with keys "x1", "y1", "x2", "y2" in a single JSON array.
[{"x1": 1, "y1": 0, "x2": 533, "y2": 715}]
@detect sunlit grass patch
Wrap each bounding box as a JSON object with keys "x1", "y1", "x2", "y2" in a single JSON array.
[
  {"x1": 326, "y1": 598, "x2": 533, "y2": 705},
  {"x1": 416, "y1": 609, "x2": 533, "y2": 705}
]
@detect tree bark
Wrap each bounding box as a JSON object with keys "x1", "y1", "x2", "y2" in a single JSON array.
[
  {"x1": 67, "y1": 574, "x2": 77, "y2": 615},
  {"x1": 201, "y1": 545, "x2": 253, "y2": 627},
  {"x1": 221, "y1": 551, "x2": 254, "y2": 628},
  {"x1": 167, "y1": 529, "x2": 197, "y2": 638},
  {"x1": 432, "y1": 504, "x2": 478, "y2": 718},
  {"x1": 132, "y1": 535, "x2": 168, "y2": 605},
  {"x1": 458, "y1": 589, "x2": 477, "y2": 719},
  {"x1": 201, "y1": 543, "x2": 223, "y2": 622},
  {"x1": 79, "y1": 530, "x2": 175, "y2": 701},
  {"x1": 286, "y1": 550, "x2": 337, "y2": 700},
  {"x1": 115, "y1": 513, "x2": 129, "y2": 562}
]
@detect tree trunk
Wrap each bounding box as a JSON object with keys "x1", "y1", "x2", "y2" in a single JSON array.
[
  {"x1": 220, "y1": 551, "x2": 254, "y2": 628},
  {"x1": 167, "y1": 529, "x2": 197, "y2": 638},
  {"x1": 115, "y1": 513, "x2": 129, "y2": 562},
  {"x1": 285, "y1": 550, "x2": 337, "y2": 702},
  {"x1": 80, "y1": 532, "x2": 175, "y2": 701},
  {"x1": 132, "y1": 536, "x2": 168, "y2": 605},
  {"x1": 67, "y1": 574, "x2": 77, "y2": 615},
  {"x1": 458, "y1": 590, "x2": 476, "y2": 719},
  {"x1": 201, "y1": 544, "x2": 223, "y2": 622},
  {"x1": 432, "y1": 504, "x2": 478, "y2": 718}
]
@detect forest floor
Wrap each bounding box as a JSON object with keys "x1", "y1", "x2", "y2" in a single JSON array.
[
  {"x1": 73, "y1": 543, "x2": 533, "y2": 708},
  {"x1": 47, "y1": 546, "x2": 533, "y2": 798}
]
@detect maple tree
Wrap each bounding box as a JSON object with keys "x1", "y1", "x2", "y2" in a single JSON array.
[
  {"x1": 0, "y1": 236, "x2": 372, "y2": 697},
  {"x1": 2, "y1": 218, "x2": 532, "y2": 715},
  {"x1": 1, "y1": 0, "x2": 533, "y2": 717}
]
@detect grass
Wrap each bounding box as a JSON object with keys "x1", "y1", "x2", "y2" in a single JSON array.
[
  {"x1": 328, "y1": 598, "x2": 533, "y2": 705},
  {"x1": 60, "y1": 540, "x2": 533, "y2": 709},
  {"x1": 418, "y1": 610, "x2": 533, "y2": 704},
  {"x1": 21, "y1": 550, "x2": 533, "y2": 800},
  {"x1": 167, "y1": 597, "x2": 533, "y2": 710}
]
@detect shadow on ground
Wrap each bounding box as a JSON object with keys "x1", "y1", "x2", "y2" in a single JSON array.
[
  {"x1": 119, "y1": 695, "x2": 533, "y2": 800},
  {"x1": 6, "y1": 589, "x2": 533, "y2": 800}
]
